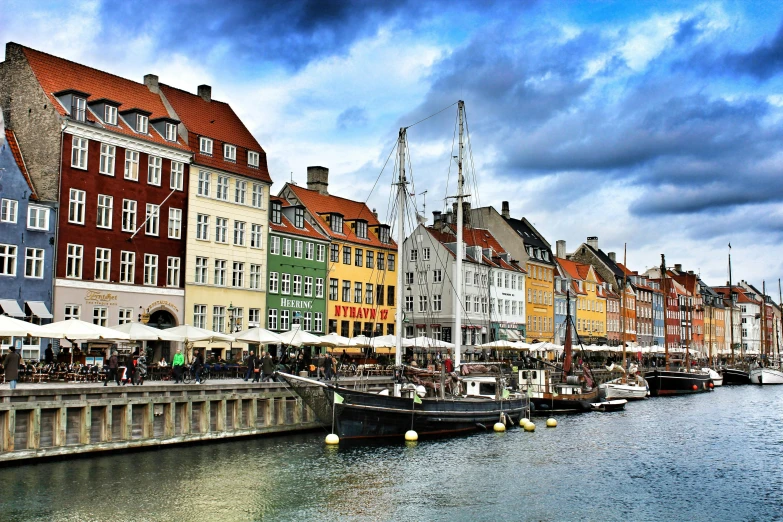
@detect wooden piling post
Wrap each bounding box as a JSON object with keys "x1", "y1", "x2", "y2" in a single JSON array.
[
  {"x1": 29, "y1": 409, "x2": 41, "y2": 450},
  {"x1": 55, "y1": 408, "x2": 66, "y2": 447},
  {"x1": 80, "y1": 406, "x2": 91, "y2": 445},
  {"x1": 104, "y1": 405, "x2": 113, "y2": 442},
  {"x1": 164, "y1": 403, "x2": 175, "y2": 438}
]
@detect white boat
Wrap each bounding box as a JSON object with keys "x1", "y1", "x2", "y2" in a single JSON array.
[
  {"x1": 702, "y1": 368, "x2": 723, "y2": 386},
  {"x1": 591, "y1": 399, "x2": 627, "y2": 412},
  {"x1": 600, "y1": 376, "x2": 649, "y2": 400},
  {"x1": 749, "y1": 367, "x2": 783, "y2": 385}
]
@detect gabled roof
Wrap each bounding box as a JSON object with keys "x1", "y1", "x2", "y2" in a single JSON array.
[
  {"x1": 502, "y1": 216, "x2": 555, "y2": 266},
  {"x1": 580, "y1": 243, "x2": 625, "y2": 280},
  {"x1": 159, "y1": 84, "x2": 271, "y2": 183},
  {"x1": 20, "y1": 45, "x2": 189, "y2": 151},
  {"x1": 435, "y1": 224, "x2": 526, "y2": 273},
  {"x1": 4, "y1": 129, "x2": 38, "y2": 200},
  {"x1": 268, "y1": 197, "x2": 329, "y2": 241}
]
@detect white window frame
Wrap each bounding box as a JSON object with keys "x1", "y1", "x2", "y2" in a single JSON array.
[
  {"x1": 170, "y1": 161, "x2": 184, "y2": 190},
  {"x1": 165, "y1": 122, "x2": 177, "y2": 142},
  {"x1": 269, "y1": 272, "x2": 279, "y2": 293},
  {"x1": 216, "y1": 175, "x2": 229, "y2": 201},
  {"x1": 250, "y1": 224, "x2": 263, "y2": 249},
  {"x1": 99, "y1": 143, "x2": 116, "y2": 176},
  {"x1": 315, "y1": 278, "x2": 324, "y2": 298},
  {"x1": 1, "y1": 199, "x2": 18, "y2": 223},
  {"x1": 194, "y1": 305, "x2": 207, "y2": 329},
  {"x1": 270, "y1": 236, "x2": 280, "y2": 255},
  {"x1": 71, "y1": 137, "x2": 88, "y2": 169},
  {"x1": 147, "y1": 155, "x2": 162, "y2": 186},
  {"x1": 268, "y1": 309, "x2": 278, "y2": 330},
  {"x1": 145, "y1": 204, "x2": 160, "y2": 236},
  {"x1": 64, "y1": 304, "x2": 81, "y2": 321},
  {"x1": 214, "y1": 259, "x2": 227, "y2": 286},
  {"x1": 104, "y1": 105, "x2": 118, "y2": 125},
  {"x1": 293, "y1": 274, "x2": 302, "y2": 296},
  {"x1": 0, "y1": 244, "x2": 17, "y2": 276},
  {"x1": 167, "y1": 257, "x2": 180, "y2": 287},
  {"x1": 249, "y1": 264, "x2": 261, "y2": 290},
  {"x1": 27, "y1": 206, "x2": 49, "y2": 231},
  {"x1": 281, "y1": 273, "x2": 291, "y2": 295},
  {"x1": 196, "y1": 214, "x2": 210, "y2": 241},
  {"x1": 122, "y1": 200, "x2": 137, "y2": 232},
  {"x1": 66, "y1": 243, "x2": 83, "y2": 279},
  {"x1": 120, "y1": 251, "x2": 135, "y2": 284},
  {"x1": 143, "y1": 254, "x2": 158, "y2": 286},
  {"x1": 232, "y1": 262, "x2": 244, "y2": 288},
  {"x1": 234, "y1": 221, "x2": 246, "y2": 246},
  {"x1": 95, "y1": 247, "x2": 111, "y2": 281},
  {"x1": 316, "y1": 244, "x2": 325, "y2": 263},
  {"x1": 118, "y1": 308, "x2": 133, "y2": 325},
  {"x1": 97, "y1": 194, "x2": 113, "y2": 229},
  {"x1": 93, "y1": 306, "x2": 108, "y2": 327},
  {"x1": 195, "y1": 257, "x2": 208, "y2": 284},
  {"x1": 168, "y1": 208, "x2": 182, "y2": 239},
  {"x1": 235, "y1": 180, "x2": 247, "y2": 204},
  {"x1": 224, "y1": 143, "x2": 236, "y2": 162},
  {"x1": 24, "y1": 247, "x2": 44, "y2": 279},
  {"x1": 137, "y1": 114, "x2": 149, "y2": 134},
  {"x1": 124, "y1": 150, "x2": 140, "y2": 181},
  {"x1": 213, "y1": 306, "x2": 226, "y2": 333},
  {"x1": 252, "y1": 184, "x2": 264, "y2": 208},
  {"x1": 68, "y1": 189, "x2": 85, "y2": 225},
  {"x1": 215, "y1": 217, "x2": 228, "y2": 243},
  {"x1": 248, "y1": 151, "x2": 259, "y2": 168},
  {"x1": 197, "y1": 171, "x2": 211, "y2": 196},
  {"x1": 294, "y1": 240, "x2": 303, "y2": 258},
  {"x1": 199, "y1": 137, "x2": 213, "y2": 155},
  {"x1": 282, "y1": 238, "x2": 292, "y2": 257}
]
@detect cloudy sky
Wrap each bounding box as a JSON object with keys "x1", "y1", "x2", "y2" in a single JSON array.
[{"x1": 4, "y1": 0, "x2": 783, "y2": 291}]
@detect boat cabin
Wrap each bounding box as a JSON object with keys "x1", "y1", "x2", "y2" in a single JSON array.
[
  {"x1": 518, "y1": 369, "x2": 589, "y2": 398},
  {"x1": 463, "y1": 376, "x2": 502, "y2": 399}
]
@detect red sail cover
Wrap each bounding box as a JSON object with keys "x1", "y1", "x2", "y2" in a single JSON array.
[{"x1": 563, "y1": 322, "x2": 572, "y2": 376}]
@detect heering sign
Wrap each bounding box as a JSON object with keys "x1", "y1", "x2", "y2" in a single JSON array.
[
  {"x1": 281, "y1": 298, "x2": 314, "y2": 310},
  {"x1": 334, "y1": 305, "x2": 389, "y2": 320}
]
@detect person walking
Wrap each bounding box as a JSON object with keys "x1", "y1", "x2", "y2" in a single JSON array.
[
  {"x1": 251, "y1": 352, "x2": 261, "y2": 383},
  {"x1": 316, "y1": 352, "x2": 325, "y2": 380},
  {"x1": 192, "y1": 350, "x2": 204, "y2": 384},
  {"x1": 105, "y1": 351, "x2": 119, "y2": 386},
  {"x1": 44, "y1": 343, "x2": 54, "y2": 365},
  {"x1": 244, "y1": 351, "x2": 256, "y2": 381},
  {"x1": 172, "y1": 348, "x2": 185, "y2": 383},
  {"x1": 3, "y1": 346, "x2": 23, "y2": 390},
  {"x1": 261, "y1": 351, "x2": 275, "y2": 382},
  {"x1": 324, "y1": 353, "x2": 333, "y2": 381}
]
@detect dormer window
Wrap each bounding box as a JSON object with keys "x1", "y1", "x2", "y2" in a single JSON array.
[
  {"x1": 224, "y1": 144, "x2": 236, "y2": 162},
  {"x1": 248, "y1": 151, "x2": 259, "y2": 168},
  {"x1": 72, "y1": 96, "x2": 87, "y2": 122},
  {"x1": 104, "y1": 105, "x2": 117, "y2": 125},
  {"x1": 355, "y1": 220, "x2": 368, "y2": 239},
  {"x1": 330, "y1": 214, "x2": 343, "y2": 233},
  {"x1": 165, "y1": 122, "x2": 177, "y2": 141},
  {"x1": 271, "y1": 202, "x2": 282, "y2": 224},
  {"x1": 136, "y1": 114, "x2": 148, "y2": 134},
  {"x1": 200, "y1": 137, "x2": 213, "y2": 155},
  {"x1": 294, "y1": 208, "x2": 305, "y2": 228},
  {"x1": 380, "y1": 227, "x2": 390, "y2": 244}
]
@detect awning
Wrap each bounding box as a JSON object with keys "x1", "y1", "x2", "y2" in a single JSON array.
[
  {"x1": 26, "y1": 301, "x2": 53, "y2": 319},
  {"x1": 500, "y1": 328, "x2": 522, "y2": 342},
  {"x1": 0, "y1": 299, "x2": 25, "y2": 317}
]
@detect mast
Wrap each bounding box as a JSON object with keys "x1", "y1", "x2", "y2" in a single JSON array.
[
  {"x1": 778, "y1": 279, "x2": 782, "y2": 365},
  {"x1": 621, "y1": 243, "x2": 627, "y2": 371},
  {"x1": 563, "y1": 289, "x2": 573, "y2": 380},
  {"x1": 454, "y1": 100, "x2": 465, "y2": 368},
  {"x1": 728, "y1": 244, "x2": 735, "y2": 364},
  {"x1": 762, "y1": 281, "x2": 767, "y2": 363},
  {"x1": 661, "y1": 254, "x2": 669, "y2": 371},
  {"x1": 395, "y1": 128, "x2": 407, "y2": 367}
]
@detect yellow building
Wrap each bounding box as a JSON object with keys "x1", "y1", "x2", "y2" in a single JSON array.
[
  {"x1": 558, "y1": 258, "x2": 606, "y2": 342},
  {"x1": 280, "y1": 168, "x2": 397, "y2": 338},
  {"x1": 160, "y1": 84, "x2": 272, "y2": 359}
]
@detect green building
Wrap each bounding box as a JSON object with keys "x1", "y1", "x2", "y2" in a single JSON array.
[{"x1": 266, "y1": 197, "x2": 329, "y2": 335}]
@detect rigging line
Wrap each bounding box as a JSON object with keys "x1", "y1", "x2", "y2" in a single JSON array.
[
  {"x1": 360, "y1": 136, "x2": 400, "y2": 223},
  {"x1": 405, "y1": 101, "x2": 460, "y2": 130}
]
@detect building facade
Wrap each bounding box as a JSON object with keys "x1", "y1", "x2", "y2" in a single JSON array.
[{"x1": 556, "y1": 258, "x2": 606, "y2": 344}]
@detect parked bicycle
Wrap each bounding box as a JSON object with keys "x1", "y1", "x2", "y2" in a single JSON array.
[{"x1": 181, "y1": 364, "x2": 210, "y2": 384}]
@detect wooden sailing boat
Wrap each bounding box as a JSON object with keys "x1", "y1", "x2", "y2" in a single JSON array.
[
  {"x1": 278, "y1": 101, "x2": 529, "y2": 439},
  {"x1": 722, "y1": 244, "x2": 750, "y2": 384},
  {"x1": 749, "y1": 280, "x2": 783, "y2": 385}
]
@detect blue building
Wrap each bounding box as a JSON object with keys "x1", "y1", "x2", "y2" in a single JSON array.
[
  {"x1": 0, "y1": 125, "x2": 56, "y2": 360},
  {"x1": 651, "y1": 280, "x2": 665, "y2": 347}
]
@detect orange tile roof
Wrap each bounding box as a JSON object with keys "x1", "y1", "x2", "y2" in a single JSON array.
[
  {"x1": 268, "y1": 197, "x2": 329, "y2": 241},
  {"x1": 159, "y1": 84, "x2": 271, "y2": 183},
  {"x1": 4, "y1": 129, "x2": 37, "y2": 200},
  {"x1": 556, "y1": 257, "x2": 584, "y2": 282},
  {"x1": 286, "y1": 184, "x2": 396, "y2": 249},
  {"x1": 21, "y1": 46, "x2": 190, "y2": 151}
]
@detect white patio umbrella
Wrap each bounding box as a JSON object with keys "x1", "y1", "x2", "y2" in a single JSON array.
[
  {"x1": 477, "y1": 339, "x2": 520, "y2": 350},
  {"x1": 109, "y1": 321, "x2": 185, "y2": 342},
  {"x1": 319, "y1": 332, "x2": 351, "y2": 347},
  {"x1": 0, "y1": 315, "x2": 51, "y2": 337},
  {"x1": 411, "y1": 337, "x2": 456, "y2": 350},
  {"x1": 276, "y1": 325, "x2": 324, "y2": 347},
  {"x1": 348, "y1": 334, "x2": 375, "y2": 347},
  {"x1": 165, "y1": 324, "x2": 235, "y2": 343},
  {"x1": 369, "y1": 334, "x2": 415, "y2": 349},
  {"x1": 234, "y1": 327, "x2": 284, "y2": 345},
  {"x1": 41, "y1": 319, "x2": 131, "y2": 340}
]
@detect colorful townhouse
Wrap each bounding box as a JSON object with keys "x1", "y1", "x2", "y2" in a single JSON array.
[
  {"x1": 0, "y1": 126, "x2": 56, "y2": 360},
  {"x1": 266, "y1": 196, "x2": 329, "y2": 336},
  {"x1": 279, "y1": 167, "x2": 397, "y2": 339},
  {"x1": 700, "y1": 281, "x2": 726, "y2": 358},
  {"x1": 157, "y1": 81, "x2": 272, "y2": 360},
  {"x1": 605, "y1": 285, "x2": 621, "y2": 346},
  {"x1": 620, "y1": 265, "x2": 656, "y2": 347},
  {"x1": 556, "y1": 258, "x2": 606, "y2": 344},
  {"x1": 670, "y1": 265, "x2": 704, "y2": 354}
]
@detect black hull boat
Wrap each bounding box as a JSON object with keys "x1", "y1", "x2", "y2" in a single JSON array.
[
  {"x1": 644, "y1": 370, "x2": 713, "y2": 396},
  {"x1": 530, "y1": 388, "x2": 600, "y2": 413},
  {"x1": 278, "y1": 372, "x2": 528, "y2": 440},
  {"x1": 721, "y1": 368, "x2": 750, "y2": 385}
]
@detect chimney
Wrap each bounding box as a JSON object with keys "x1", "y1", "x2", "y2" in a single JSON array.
[
  {"x1": 197, "y1": 84, "x2": 212, "y2": 102},
  {"x1": 501, "y1": 201, "x2": 510, "y2": 219},
  {"x1": 587, "y1": 236, "x2": 598, "y2": 249},
  {"x1": 556, "y1": 240, "x2": 566, "y2": 259},
  {"x1": 432, "y1": 211, "x2": 442, "y2": 226},
  {"x1": 144, "y1": 74, "x2": 159, "y2": 94},
  {"x1": 674, "y1": 263, "x2": 682, "y2": 272},
  {"x1": 451, "y1": 202, "x2": 471, "y2": 226},
  {"x1": 608, "y1": 252, "x2": 616, "y2": 262},
  {"x1": 306, "y1": 166, "x2": 329, "y2": 195}
]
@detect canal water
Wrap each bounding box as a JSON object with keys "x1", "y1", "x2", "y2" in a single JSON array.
[{"x1": 3, "y1": 385, "x2": 782, "y2": 521}]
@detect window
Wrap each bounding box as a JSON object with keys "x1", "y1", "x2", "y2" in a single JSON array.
[
  {"x1": 71, "y1": 137, "x2": 88, "y2": 169},
  {"x1": 97, "y1": 195, "x2": 113, "y2": 229},
  {"x1": 433, "y1": 269, "x2": 443, "y2": 283},
  {"x1": 168, "y1": 208, "x2": 182, "y2": 239},
  {"x1": 69, "y1": 189, "x2": 85, "y2": 224},
  {"x1": 27, "y1": 206, "x2": 49, "y2": 230},
  {"x1": 387, "y1": 285, "x2": 395, "y2": 306},
  {"x1": 215, "y1": 217, "x2": 228, "y2": 243},
  {"x1": 317, "y1": 244, "x2": 325, "y2": 262},
  {"x1": 25, "y1": 248, "x2": 44, "y2": 278},
  {"x1": 330, "y1": 214, "x2": 343, "y2": 232},
  {"x1": 419, "y1": 295, "x2": 428, "y2": 313},
  {"x1": 232, "y1": 262, "x2": 245, "y2": 288},
  {"x1": 198, "y1": 171, "x2": 211, "y2": 196},
  {"x1": 330, "y1": 244, "x2": 339, "y2": 262},
  {"x1": 195, "y1": 214, "x2": 210, "y2": 241},
  {"x1": 167, "y1": 257, "x2": 180, "y2": 287},
  {"x1": 423, "y1": 247, "x2": 431, "y2": 261},
  {"x1": 433, "y1": 294, "x2": 442, "y2": 312},
  {"x1": 104, "y1": 105, "x2": 117, "y2": 125},
  {"x1": 124, "y1": 150, "x2": 139, "y2": 180},
  {"x1": 304, "y1": 276, "x2": 313, "y2": 297},
  {"x1": 294, "y1": 208, "x2": 305, "y2": 228},
  {"x1": 99, "y1": 144, "x2": 115, "y2": 175},
  {"x1": 216, "y1": 175, "x2": 229, "y2": 200},
  {"x1": 355, "y1": 248, "x2": 363, "y2": 267},
  {"x1": 281, "y1": 273, "x2": 291, "y2": 294},
  {"x1": 378, "y1": 253, "x2": 385, "y2": 270},
  {"x1": 268, "y1": 309, "x2": 278, "y2": 330},
  {"x1": 249, "y1": 308, "x2": 261, "y2": 328},
  {"x1": 280, "y1": 310, "x2": 290, "y2": 331},
  {"x1": 213, "y1": 306, "x2": 226, "y2": 333},
  {"x1": 200, "y1": 137, "x2": 213, "y2": 155},
  {"x1": 194, "y1": 305, "x2": 207, "y2": 329},
  {"x1": 214, "y1": 260, "x2": 227, "y2": 286},
  {"x1": 365, "y1": 283, "x2": 374, "y2": 304},
  {"x1": 270, "y1": 236, "x2": 280, "y2": 255},
  {"x1": 120, "y1": 251, "x2": 135, "y2": 284},
  {"x1": 224, "y1": 144, "x2": 236, "y2": 162},
  {"x1": 248, "y1": 151, "x2": 260, "y2": 168},
  {"x1": 405, "y1": 296, "x2": 414, "y2": 312},
  {"x1": 418, "y1": 272, "x2": 427, "y2": 284},
  {"x1": 64, "y1": 305, "x2": 81, "y2": 321},
  {"x1": 250, "y1": 264, "x2": 262, "y2": 290},
  {"x1": 329, "y1": 279, "x2": 338, "y2": 300},
  {"x1": 282, "y1": 238, "x2": 292, "y2": 256},
  {"x1": 409, "y1": 249, "x2": 419, "y2": 262},
  {"x1": 354, "y1": 282, "x2": 362, "y2": 303},
  {"x1": 170, "y1": 161, "x2": 184, "y2": 190},
  {"x1": 294, "y1": 240, "x2": 303, "y2": 258},
  {"x1": 122, "y1": 200, "x2": 137, "y2": 232},
  {"x1": 234, "y1": 221, "x2": 246, "y2": 246},
  {"x1": 377, "y1": 284, "x2": 385, "y2": 306},
  {"x1": 379, "y1": 227, "x2": 390, "y2": 244},
  {"x1": 356, "y1": 221, "x2": 367, "y2": 239},
  {"x1": 118, "y1": 308, "x2": 133, "y2": 325},
  {"x1": 1, "y1": 199, "x2": 17, "y2": 223},
  {"x1": 271, "y1": 202, "x2": 281, "y2": 224},
  {"x1": 66, "y1": 244, "x2": 82, "y2": 279},
  {"x1": 231, "y1": 307, "x2": 244, "y2": 333},
  {"x1": 95, "y1": 248, "x2": 111, "y2": 281},
  {"x1": 144, "y1": 254, "x2": 158, "y2": 285},
  {"x1": 235, "y1": 180, "x2": 247, "y2": 204},
  {"x1": 93, "y1": 306, "x2": 108, "y2": 327},
  {"x1": 250, "y1": 224, "x2": 263, "y2": 249},
  {"x1": 387, "y1": 254, "x2": 395, "y2": 271},
  {"x1": 316, "y1": 278, "x2": 324, "y2": 298},
  {"x1": 136, "y1": 114, "x2": 149, "y2": 134},
  {"x1": 342, "y1": 281, "x2": 351, "y2": 302},
  {"x1": 165, "y1": 122, "x2": 177, "y2": 142},
  {"x1": 147, "y1": 156, "x2": 162, "y2": 185},
  {"x1": 252, "y1": 184, "x2": 264, "y2": 208},
  {"x1": 269, "y1": 272, "x2": 279, "y2": 293},
  {"x1": 145, "y1": 204, "x2": 159, "y2": 236},
  {"x1": 314, "y1": 313, "x2": 323, "y2": 333},
  {"x1": 343, "y1": 246, "x2": 351, "y2": 264},
  {"x1": 195, "y1": 257, "x2": 208, "y2": 284},
  {"x1": 303, "y1": 312, "x2": 312, "y2": 332},
  {"x1": 305, "y1": 242, "x2": 314, "y2": 260},
  {"x1": 293, "y1": 274, "x2": 302, "y2": 295},
  {"x1": 405, "y1": 272, "x2": 415, "y2": 285}
]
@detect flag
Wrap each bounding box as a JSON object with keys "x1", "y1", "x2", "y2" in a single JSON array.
[
  {"x1": 413, "y1": 394, "x2": 422, "y2": 404},
  {"x1": 333, "y1": 392, "x2": 344, "y2": 404},
  {"x1": 502, "y1": 389, "x2": 510, "y2": 399}
]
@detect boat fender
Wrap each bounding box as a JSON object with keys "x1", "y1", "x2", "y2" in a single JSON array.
[
  {"x1": 494, "y1": 422, "x2": 506, "y2": 432},
  {"x1": 325, "y1": 434, "x2": 340, "y2": 445},
  {"x1": 692, "y1": 385, "x2": 698, "y2": 391}
]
